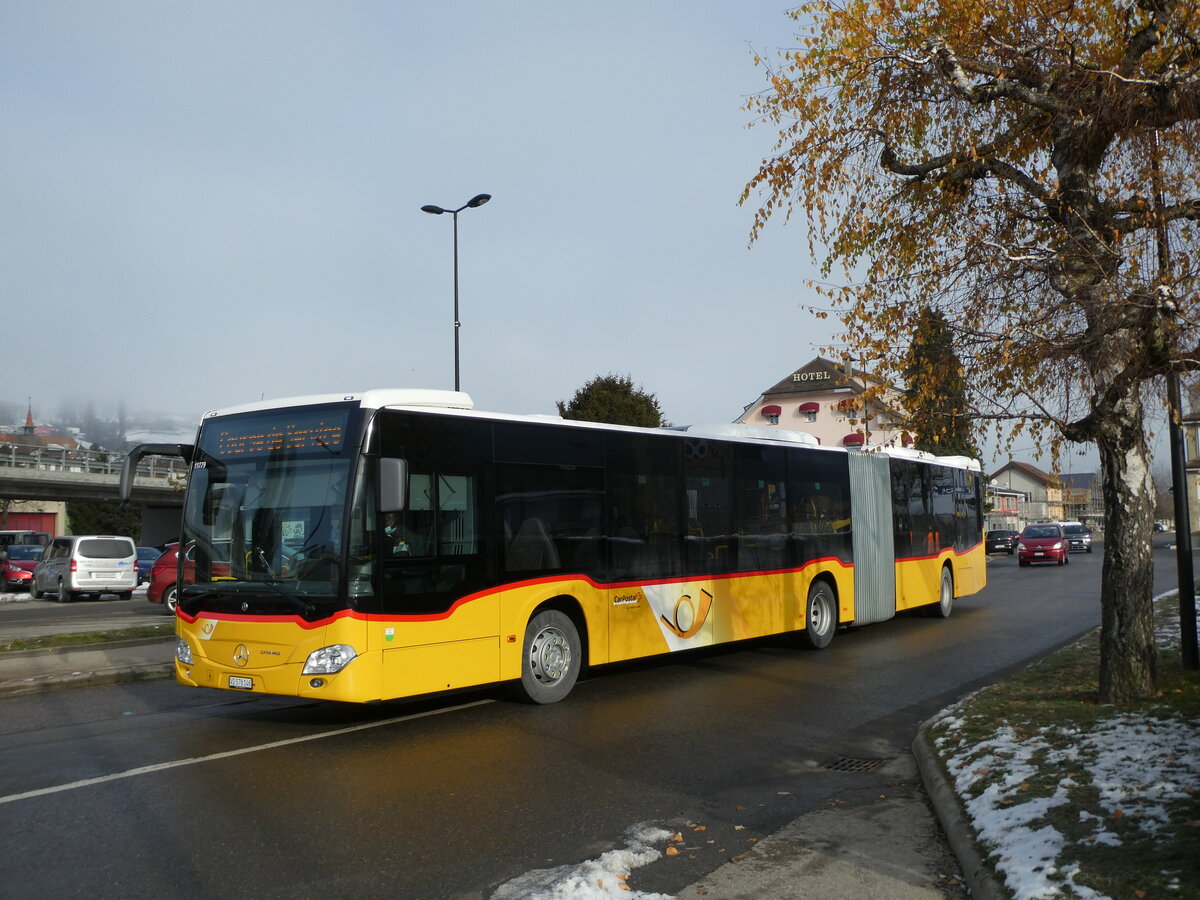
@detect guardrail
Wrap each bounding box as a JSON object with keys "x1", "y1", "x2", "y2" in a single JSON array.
[{"x1": 0, "y1": 446, "x2": 189, "y2": 483}]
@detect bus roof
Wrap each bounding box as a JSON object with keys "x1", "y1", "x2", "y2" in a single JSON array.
[
  {"x1": 199, "y1": 389, "x2": 980, "y2": 471},
  {"x1": 202, "y1": 389, "x2": 474, "y2": 419}
]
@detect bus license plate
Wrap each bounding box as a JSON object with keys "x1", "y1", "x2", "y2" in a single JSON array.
[{"x1": 228, "y1": 676, "x2": 253, "y2": 690}]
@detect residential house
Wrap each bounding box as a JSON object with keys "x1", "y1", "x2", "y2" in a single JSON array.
[
  {"x1": 986, "y1": 483, "x2": 1025, "y2": 533},
  {"x1": 989, "y1": 461, "x2": 1065, "y2": 526}
]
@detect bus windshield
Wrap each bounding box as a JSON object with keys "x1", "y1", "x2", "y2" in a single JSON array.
[{"x1": 179, "y1": 404, "x2": 360, "y2": 617}]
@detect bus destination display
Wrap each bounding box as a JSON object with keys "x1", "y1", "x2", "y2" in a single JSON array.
[{"x1": 206, "y1": 409, "x2": 350, "y2": 458}]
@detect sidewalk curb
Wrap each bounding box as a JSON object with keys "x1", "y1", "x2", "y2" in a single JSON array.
[
  {"x1": 911, "y1": 724, "x2": 1008, "y2": 900},
  {"x1": 0, "y1": 660, "x2": 174, "y2": 698}
]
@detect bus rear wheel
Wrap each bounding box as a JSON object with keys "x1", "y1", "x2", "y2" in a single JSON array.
[
  {"x1": 926, "y1": 566, "x2": 953, "y2": 618},
  {"x1": 516, "y1": 610, "x2": 581, "y2": 704},
  {"x1": 800, "y1": 581, "x2": 836, "y2": 650}
]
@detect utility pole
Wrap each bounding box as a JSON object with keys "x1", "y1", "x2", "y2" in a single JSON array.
[{"x1": 1152, "y1": 130, "x2": 1199, "y2": 670}]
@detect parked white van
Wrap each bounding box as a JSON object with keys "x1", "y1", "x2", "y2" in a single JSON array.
[{"x1": 33, "y1": 535, "x2": 138, "y2": 602}]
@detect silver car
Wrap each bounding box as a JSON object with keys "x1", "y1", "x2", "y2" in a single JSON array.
[
  {"x1": 1061, "y1": 522, "x2": 1093, "y2": 553},
  {"x1": 33, "y1": 535, "x2": 138, "y2": 601}
]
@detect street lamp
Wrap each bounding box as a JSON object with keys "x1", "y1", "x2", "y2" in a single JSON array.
[{"x1": 420, "y1": 193, "x2": 492, "y2": 392}]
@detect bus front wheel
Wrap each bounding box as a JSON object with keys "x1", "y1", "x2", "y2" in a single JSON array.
[
  {"x1": 516, "y1": 610, "x2": 581, "y2": 704},
  {"x1": 800, "y1": 581, "x2": 836, "y2": 650}
]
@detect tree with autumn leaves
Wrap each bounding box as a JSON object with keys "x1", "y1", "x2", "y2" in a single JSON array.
[{"x1": 744, "y1": 0, "x2": 1199, "y2": 703}]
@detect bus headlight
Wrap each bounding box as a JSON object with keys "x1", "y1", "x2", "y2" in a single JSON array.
[
  {"x1": 303, "y1": 644, "x2": 358, "y2": 675},
  {"x1": 176, "y1": 638, "x2": 193, "y2": 665}
]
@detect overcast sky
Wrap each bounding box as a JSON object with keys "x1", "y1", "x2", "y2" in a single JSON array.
[
  {"x1": 2, "y1": 2, "x2": 837, "y2": 423},
  {"x1": 0, "y1": 2, "x2": 1131, "y2": 472}
]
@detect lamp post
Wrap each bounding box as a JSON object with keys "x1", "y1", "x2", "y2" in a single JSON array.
[
  {"x1": 1150, "y1": 131, "x2": 1199, "y2": 670},
  {"x1": 420, "y1": 193, "x2": 492, "y2": 392}
]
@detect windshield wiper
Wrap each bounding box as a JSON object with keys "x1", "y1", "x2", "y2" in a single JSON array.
[
  {"x1": 243, "y1": 578, "x2": 319, "y2": 619},
  {"x1": 185, "y1": 579, "x2": 319, "y2": 620}
]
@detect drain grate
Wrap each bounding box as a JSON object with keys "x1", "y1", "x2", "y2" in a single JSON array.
[{"x1": 823, "y1": 756, "x2": 888, "y2": 773}]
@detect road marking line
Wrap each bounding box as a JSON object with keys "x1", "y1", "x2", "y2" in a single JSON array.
[{"x1": 0, "y1": 698, "x2": 491, "y2": 806}]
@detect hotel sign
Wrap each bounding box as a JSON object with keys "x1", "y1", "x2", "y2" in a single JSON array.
[{"x1": 793, "y1": 371, "x2": 832, "y2": 382}]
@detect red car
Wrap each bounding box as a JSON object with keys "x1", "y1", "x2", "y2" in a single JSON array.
[
  {"x1": 147, "y1": 543, "x2": 181, "y2": 614},
  {"x1": 3, "y1": 544, "x2": 44, "y2": 591},
  {"x1": 1017, "y1": 523, "x2": 1070, "y2": 567},
  {"x1": 147, "y1": 541, "x2": 231, "y2": 614}
]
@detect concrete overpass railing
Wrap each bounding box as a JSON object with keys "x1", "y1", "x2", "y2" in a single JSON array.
[{"x1": 0, "y1": 447, "x2": 188, "y2": 505}]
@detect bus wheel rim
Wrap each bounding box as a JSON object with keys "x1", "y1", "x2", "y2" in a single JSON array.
[
  {"x1": 810, "y1": 594, "x2": 830, "y2": 633},
  {"x1": 530, "y1": 626, "x2": 570, "y2": 685}
]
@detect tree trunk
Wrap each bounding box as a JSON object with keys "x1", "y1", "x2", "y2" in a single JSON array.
[{"x1": 1096, "y1": 417, "x2": 1158, "y2": 703}]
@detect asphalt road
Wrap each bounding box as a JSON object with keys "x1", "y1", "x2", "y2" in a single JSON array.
[{"x1": 0, "y1": 539, "x2": 1189, "y2": 898}]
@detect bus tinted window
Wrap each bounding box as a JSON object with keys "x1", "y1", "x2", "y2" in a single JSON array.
[
  {"x1": 734, "y1": 444, "x2": 789, "y2": 572},
  {"x1": 494, "y1": 421, "x2": 603, "y2": 467},
  {"x1": 789, "y1": 448, "x2": 852, "y2": 563},
  {"x1": 497, "y1": 463, "x2": 605, "y2": 574},
  {"x1": 606, "y1": 432, "x2": 684, "y2": 581},
  {"x1": 891, "y1": 458, "x2": 932, "y2": 558},
  {"x1": 683, "y1": 437, "x2": 735, "y2": 575}
]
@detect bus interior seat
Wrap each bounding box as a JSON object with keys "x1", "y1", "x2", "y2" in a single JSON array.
[{"x1": 507, "y1": 517, "x2": 560, "y2": 571}]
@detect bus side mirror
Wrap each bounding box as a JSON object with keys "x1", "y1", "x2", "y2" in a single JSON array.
[
  {"x1": 119, "y1": 442, "x2": 195, "y2": 510},
  {"x1": 379, "y1": 458, "x2": 408, "y2": 512}
]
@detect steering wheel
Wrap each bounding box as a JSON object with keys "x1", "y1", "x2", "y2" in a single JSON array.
[{"x1": 246, "y1": 548, "x2": 298, "y2": 579}]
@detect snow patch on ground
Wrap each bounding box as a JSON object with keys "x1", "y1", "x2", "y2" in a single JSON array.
[
  {"x1": 932, "y1": 592, "x2": 1200, "y2": 900},
  {"x1": 491, "y1": 825, "x2": 676, "y2": 900}
]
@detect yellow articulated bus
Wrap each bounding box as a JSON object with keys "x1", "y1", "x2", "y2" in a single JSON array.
[{"x1": 120, "y1": 390, "x2": 985, "y2": 704}]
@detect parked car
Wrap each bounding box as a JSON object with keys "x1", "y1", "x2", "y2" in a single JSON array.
[
  {"x1": 1017, "y1": 523, "x2": 1070, "y2": 567},
  {"x1": 135, "y1": 546, "x2": 162, "y2": 584},
  {"x1": 147, "y1": 543, "x2": 180, "y2": 614},
  {"x1": 1155, "y1": 522, "x2": 1167, "y2": 532},
  {"x1": 1060, "y1": 522, "x2": 1093, "y2": 553},
  {"x1": 0, "y1": 530, "x2": 50, "y2": 555},
  {"x1": 33, "y1": 535, "x2": 138, "y2": 601},
  {"x1": 147, "y1": 541, "x2": 232, "y2": 615},
  {"x1": 3, "y1": 544, "x2": 43, "y2": 591},
  {"x1": 985, "y1": 530, "x2": 1018, "y2": 555}
]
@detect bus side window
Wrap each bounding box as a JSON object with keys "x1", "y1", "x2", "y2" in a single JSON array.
[
  {"x1": 497, "y1": 463, "x2": 603, "y2": 575},
  {"x1": 436, "y1": 474, "x2": 477, "y2": 556}
]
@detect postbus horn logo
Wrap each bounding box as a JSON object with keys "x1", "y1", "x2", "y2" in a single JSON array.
[{"x1": 661, "y1": 589, "x2": 713, "y2": 639}]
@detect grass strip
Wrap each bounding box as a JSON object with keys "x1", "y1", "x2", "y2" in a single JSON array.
[{"x1": 1, "y1": 624, "x2": 174, "y2": 653}]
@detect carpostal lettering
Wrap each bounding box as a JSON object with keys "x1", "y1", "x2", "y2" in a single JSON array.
[{"x1": 612, "y1": 593, "x2": 641, "y2": 606}]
